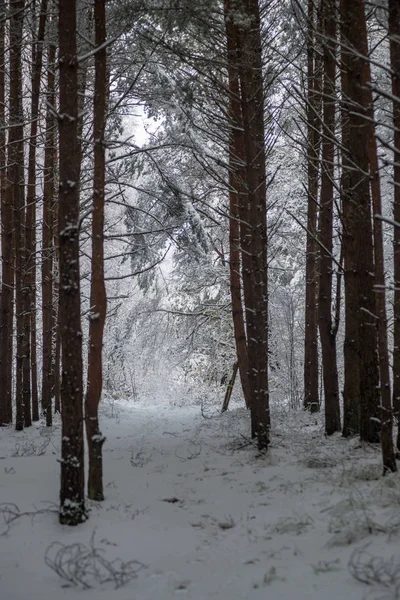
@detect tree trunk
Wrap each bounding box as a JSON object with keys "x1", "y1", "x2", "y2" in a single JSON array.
[
  {"x1": 85, "y1": 0, "x2": 107, "y2": 502},
  {"x1": 27, "y1": 0, "x2": 48, "y2": 422},
  {"x1": 221, "y1": 362, "x2": 239, "y2": 413},
  {"x1": 362, "y1": 43, "x2": 396, "y2": 472},
  {"x1": 318, "y1": 0, "x2": 341, "y2": 435},
  {"x1": 58, "y1": 0, "x2": 86, "y2": 525},
  {"x1": 42, "y1": 36, "x2": 56, "y2": 427},
  {"x1": 224, "y1": 0, "x2": 252, "y2": 411},
  {"x1": 340, "y1": 0, "x2": 359, "y2": 438},
  {"x1": 236, "y1": 0, "x2": 269, "y2": 450},
  {"x1": 0, "y1": 0, "x2": 12, "y2": 426},
  {"x1": 340, "y1": 0, "x2": 380, "y2": 443},
  {"x1": 53, "y1": 302, "x2": 61, "y2": 414},
  {"x1": 304, "y1": 0, "x2": 321, "y2": 413},
  {"x1": 389, "y1": 0, "x2": 400, "y2": 452},
  {"x1": 10, "y1": 0, "x2": 27, "y2": 431}
]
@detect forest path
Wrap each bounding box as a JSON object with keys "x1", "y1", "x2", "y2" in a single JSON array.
[{"x1": 0, "y1": 399, "x2": 398, "y2": 600}]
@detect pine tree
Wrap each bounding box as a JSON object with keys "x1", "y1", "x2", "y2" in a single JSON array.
[
  {"x1": 58, "y1": 0, "x2": 87, "y2": 525},
  {"x1": 85, "y1": 0, "x2": 107, "y2": 502}
]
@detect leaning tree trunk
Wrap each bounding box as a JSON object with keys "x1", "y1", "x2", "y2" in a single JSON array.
[
  {"x1": 389, "y1": 0, "x2": 400, "y2": 451},
  {"x1": 58, "y1": 0, "x2": 86, "y2": 525},
  {"x1": 340, "y1": 0, "x2": 380, "y2": 443},
  {"x1": 85, "y1": 0, "x2": 107, "y2": 502},
  {"x1": 318, "y1": 0, "x2": 341, "y2": 435},
  {"x1": 304, "y1": 0, "x2": 321, "y2": 413}
]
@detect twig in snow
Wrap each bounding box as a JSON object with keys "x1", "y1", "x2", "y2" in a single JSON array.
[
  {"x1": 348, "y1": 545, "x2": 400, "y2": 599},
  {"x1": 45, "y1": 530, "x2": 145, "y2": 590}
]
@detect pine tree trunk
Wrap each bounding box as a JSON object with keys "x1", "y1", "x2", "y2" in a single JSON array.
[
  {"x1": 318, "y1": 0, "x2": 341, "y2": 435},
  {"x1": 58, "y1": 0, "x2": 86, "y2": 525},
  {"x1": 304, "y1": 0, "x2": 321, "y2": 413},
  {"x1": 52, "y1": 132, "x2": 60, "y2": 415},
  {"x1": 27, "y1": 0, "x2": 48, "y2": 421},
  {"x1": 221, "y1": 362, "x2": 239, "y2": 413},
  {"x1": 340, "y1": 0, "x2": 380, "y2": 443},
  {"x1": 53, "y1": 303, "x2": 61, "y2": 414},
  {"x1": 236, "y1": 0, "x2": 269, "y2": 450},
  {"x1": 42, "y1": 37, "x2": 56, "y2": 427},
  {"x1": 0, "y1": 0, "x2": 12, "y2": 426},
  {"x1": 224, "y1": 0, "x2": 252, "y2": 411},
  {"x1": 340, "y1": 0, "x2": 359, "y2": 438},
  {"x1": 362, "y1": 52, "x2": 396, "y2": 472},
  {"x1": 389, "y1": 0, "x2": 400, "y2": 451},
  {"x1": 10, "y1": 0, "x2": 27, "y2": 431},
  {"x1": 85, "y1": 0, "x2": 107, "y2": 502}
]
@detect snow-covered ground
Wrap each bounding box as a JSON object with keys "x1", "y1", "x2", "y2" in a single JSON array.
[{"x1": 1, "y1": 396, "x2": 400, "y2": 600}]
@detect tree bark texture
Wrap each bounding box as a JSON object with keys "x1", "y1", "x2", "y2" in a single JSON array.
[
  {"x1": 362, "y1": 39, "x2": 396, "y2": 472},
  {"x1": 235, "y1": 0, "x2": 270, "y2": 449},
  {"x1": 10, "y1": 0, "x2": 28, "y2": 430},
  {"x1": 340, "y1": 0, "x2": 380, "y2": 443},
  {"x1": 318, "y1": 0, "x2": 341, "y2": 435},
  {"x1": 27, "y1": 0, "x2": 48, "y2": 422},
  {"x1": 224, "y1": 0, "x2": 252, "y2": 411},
  {"x1": 304, "y1": 0, "x2": 321, "y2": 413},
  {"x1": 389, "y1": 0, "x2": 400, "y2": 451},
  {"x1": 42, "y1": 37, "x2": 56, "y2": 427},
  {"x1": 0, "y1": 0, "x2": 12, "y2": 426},
  {"x1": 85, "y1": 0, "x2": 107, "y2": 502},
  {"x1": 58, "y1": 0, "x2": 86, "y2": 525},
  {"x1": 221, "y1": 362, "x2": 239, "y2": 413}
]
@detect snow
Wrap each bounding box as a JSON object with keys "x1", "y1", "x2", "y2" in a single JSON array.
[{"x1": 1, "y1": 396, "x2": 400, "y2": 600}]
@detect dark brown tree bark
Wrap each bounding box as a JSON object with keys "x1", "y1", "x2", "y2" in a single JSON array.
[
  {"x1": 221, "y1": 362, "x2": 239, "y2": 413},
  {"x1": 340, "y1": 0, "x2": 380, "y2": 443},
  {"x1": 85, "y1": 0, "x2": 107, "y2": 502},
  {"x1": 361, "y1": 52, "x2": 396, "y2": 472},
  {"x1": 58, "y1": 0, "x2": 87, "y2": 525},
  {"x1": 53, "y1": 301, "x2": 61, "y2": 414},
  {"x1": 304, "y1": 0, "x2": 321, "y2": 413},
  {"x1": 340, "y1": 0, "x2": 360, "y2": 438},
  {"x1": 318, "y1": 0, "x2": 341, "y2": 435},
  {"x1": 389, "y1": 0, "x2": 400, "y2": 452},
  {"x1": 340, "y1": 43, "x2": 359, "y2": 437},
  {"x1": 10, "y1": 0, "x2": 28, "y2": 430},
  {"x1": 235, "y1": 0, "x2": 270, "y2": 450},
  {"x1": 224, "y1": 0, "x2": 252, "y2": 411},
  {"x1": 0, "y1": 0, "x2": 12, "y2": 426},
  {"x1": 52, "y1": 131, "x2": 61, "y2": 415},
  {"x1": 27, "y1": 0, "x2": 48, "y2": 422},
  {"x1": 42, "y1": 36, "x2": 56, "y2": 427}
]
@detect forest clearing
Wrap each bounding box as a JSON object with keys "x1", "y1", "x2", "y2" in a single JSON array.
[{"x1": 1, "y1": 395, "x2": 399, "y2": 600}]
